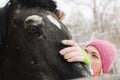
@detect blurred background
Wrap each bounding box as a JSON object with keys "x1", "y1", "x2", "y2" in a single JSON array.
[
  {"x1": 1, "y1": 0, "x2": 120, "y2": 74},
  {"x1": 55, "y1": 0, "x2": 120, "y2": 74}
]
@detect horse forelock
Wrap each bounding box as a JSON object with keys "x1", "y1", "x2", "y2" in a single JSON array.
[{"x1": 9, "y1": 0, "x2": 57, "y2": 12}]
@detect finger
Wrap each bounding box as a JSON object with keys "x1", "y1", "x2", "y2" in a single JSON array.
[
  {"x1": 59, "y1": 47, "x2": 79, "y2": 55},
  {"x1": 61, "y1": 40, "x2": 78, "y2": 47},
  {"x1": 67, "y1": 56, "x2": 84, "y2": 62},
  {"x1": 64, "y1": 51, "x2": 83, "y2": 60}
]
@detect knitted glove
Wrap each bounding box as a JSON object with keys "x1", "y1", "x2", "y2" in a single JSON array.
[{"x1": 80, "y1": 48, "x2": 91, "y2": 66}]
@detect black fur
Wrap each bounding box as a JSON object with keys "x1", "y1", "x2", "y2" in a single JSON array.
[
  {"x1": 0, "y1": 0, "x2": 91, "y2": 80},
  {"x1": 10, "y1": 0, "x2": 57, "y2": 12},
  {"x1": 0, "y1": 2, "x2": 10, "y2": 47}
]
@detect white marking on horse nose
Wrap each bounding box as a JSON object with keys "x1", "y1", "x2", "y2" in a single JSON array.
[
  {"x1": 25, "y1": 15, "x2": 43, "y2": 25},
  {"x1": 47, "y1": 15, "x2": 61, "y2": 29}
]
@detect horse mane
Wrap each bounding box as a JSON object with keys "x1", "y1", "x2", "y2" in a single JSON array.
[{"x1": 10, "y1": 0, "x2": 57, "y2": 12}]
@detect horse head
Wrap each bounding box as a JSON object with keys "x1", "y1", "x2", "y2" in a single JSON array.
[{"x1": 0, "y1": 0, "x2": 91, "y2": 80}]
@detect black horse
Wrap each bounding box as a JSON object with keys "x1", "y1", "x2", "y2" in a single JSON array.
[{"x1": 0, "y1": 0, "x2": 91, "y2": 80}]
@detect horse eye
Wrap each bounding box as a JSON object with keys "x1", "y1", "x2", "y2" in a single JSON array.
[{"x1": 26, "y1": 25, "x2": 43, "y2": 37}]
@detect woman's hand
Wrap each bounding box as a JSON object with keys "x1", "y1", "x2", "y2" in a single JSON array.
[
  {"x1": 59, "y1": 40, "x2": 84, "y2": 62},
  {"x1": 59, "y1": 40, "x2": 91, "y2": 66}
]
